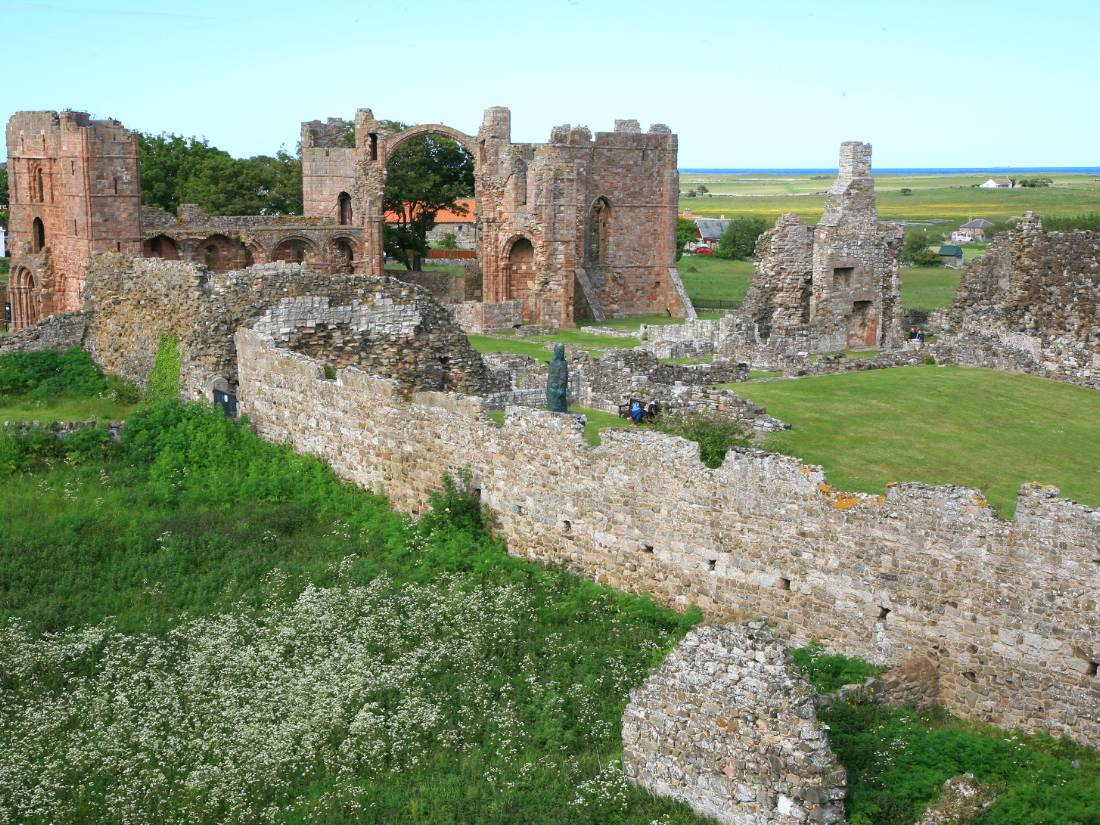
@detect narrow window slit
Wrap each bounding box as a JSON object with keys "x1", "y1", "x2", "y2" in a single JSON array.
[{"x1": 779, "y1": 577, "x2": 791, "y2": 591}]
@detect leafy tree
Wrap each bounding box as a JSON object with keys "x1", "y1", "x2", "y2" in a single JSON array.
[
  {"x1": 716, "y1": 216, "x2": 770, "y2": 260},
  {"x1": 899, "y1": 187, "x2": 913, "y2": 196},
  {"x1": 0, "y1": 165, "x2": 8, "y2": 207},
  {"x1": 382, "y1": 129, "x2": 474, "y2": 271},
  {"x1": 436, "y1": 232, "x2": 459, "y2": 250},
  {"x1": 139, "y1": 134, "x2": 302, "y2": 216},
  {"x1": 676, "y1": 217, "x2": 697, "y2": 261},
  {"x1": 902, "y1": 227, "x2": 942, "y2": 267},
  {"x1": 697, "y1": 183, "x2": 709, "y2": 194}
]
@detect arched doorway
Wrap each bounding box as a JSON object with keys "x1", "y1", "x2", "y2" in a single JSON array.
[
  {"x1": 32, "y1": 218, "x2": 46, "y2": 253},
  {"x1": 145, "y1": 235, "x2": 181, "y2": 260},
  {"x1": 272, "y1": 237, "x2": 317, "y2": 265},
  {"x1": 9, "y1": 268, "x2": 40, "y2": 330},
  {"x1": 504, "y1": 237, "x2": 535, "y2": 301},
  {"x1": 587, "y1": 197, "x2": 611, "y2": 265},
  {"x1": 332, "y1": 237, "x2": 356, "y2": 274},
  {"x1": 374, "y1": 123, "x2": 479, "y2": 277},
  {"x1": 337, "y1": 192, "x2": 353, "y2": 225},
  {"x1": 197, "y1": 234, "x2": 252, "y2": 273}
]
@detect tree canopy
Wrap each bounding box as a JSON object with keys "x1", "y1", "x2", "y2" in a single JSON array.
[
  {"x1": 676, "y1": 217, "x2": 697, "y2": 260},
  {"x1": 716, "y1": 217, "x2": 770, "y2": 260},
  {"x1": 139, "y1": 134, "x2": 302, "y2": 216},
  {"x1": 0, "y1": 165, "x2": 9, "y2": 207},
  {"x1": 382, "y1": 127, "x2": 474, "y2": 270}
]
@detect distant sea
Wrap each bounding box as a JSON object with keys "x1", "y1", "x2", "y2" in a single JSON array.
[{"x1": 681, "y1": 167, "x2": 1100, "y2": 175}]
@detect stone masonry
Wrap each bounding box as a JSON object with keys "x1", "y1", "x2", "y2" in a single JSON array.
[
  {"x1": 9, "y1": 106, "x2": 691, "y2": 331},
  {"x1": 83, "y1": 255, "x2": 495, "y2": 400},
  {"x1": 622, "y1": 622, "x2": 847, "y2": 825},
  {"x1": 722, "y1": 142, "x2": 903, "y2": 360},
  {"x1": 235, "y1": 326, "x2": 1100, "y2": 747},
  {"x1": 935, "y1": 213, "x2": 1100, "y2": 389},
  {"x1": 6, "y1": 111, "x2": 142, "y2": 330}
]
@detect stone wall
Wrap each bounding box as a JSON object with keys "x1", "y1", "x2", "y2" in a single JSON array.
[
  {"x1": 0, "y1": 311, "x2": 86, "y2": 355},
  {"x1": 936, "y1": 215, "x2": 1100, "y2": 389},
  {"x1": 84, "y1": 255, "x2": 487, "y2": 400},
  {"x1": 622, "y1": 622, "x2": 847, "y2": 825},
  {"x1": 251, "y1": 296, "x2": 497, "y2": 395},
  {"x1": 236, "y1": 326, "x2": 1100, "y2": 747}
]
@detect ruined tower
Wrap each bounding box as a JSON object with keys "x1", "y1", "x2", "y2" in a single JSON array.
[
  {"x1": 5, "y1": 111, "x2": 142, "y2": 330},
  {"x1": 729, "y1": 141, "x2": 903, "y2": 356}
]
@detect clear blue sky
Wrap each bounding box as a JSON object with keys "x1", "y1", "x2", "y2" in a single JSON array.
[{"x1": 1, "y1": 0, "x2": 1097, "y2": 167}]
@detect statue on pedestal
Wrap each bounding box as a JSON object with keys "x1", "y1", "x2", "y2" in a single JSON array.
[{"x1": 546, "y1": 344, "x2": 568, "y2": 412}]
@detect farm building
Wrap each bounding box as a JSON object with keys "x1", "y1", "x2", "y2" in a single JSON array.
[
  {"x1": 979, "y1": 178, "x2": 1013, "y2": 189},
  {"x1": 693, "y1": 217, "x2": 730, "y2": 247},
  {"x1": 951, "y1": 218, "x2": 994, "y2": 243},
  {"x1": 938, "y1": 243, "x2": 964, "y2": 268}
]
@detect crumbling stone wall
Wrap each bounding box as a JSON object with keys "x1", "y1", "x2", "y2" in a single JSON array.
[
  {"x1": 236, "y1": 327, "x2": 1100, "y2": 747},
  {"x1": 622, "y1": 622, "x2": 847, "y2": 824},
  {"x1": 84, "y1": 255, "x2": 482, "y2": 400},
  {"x1": 0, "y1": 311, "x2": 87, "y2": 355},
  {"x1": 251, "y1": 296, "x2": 496, "y2": 395},
  {"x1": 721, "y1": 143, "x2": 903, "y2": 362},
  {"x1": 936, "y1": 214, "x2": 1100, "y2": 389}
]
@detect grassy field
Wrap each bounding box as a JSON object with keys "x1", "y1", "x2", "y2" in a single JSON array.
[
  {"x1": 0, "y1": 395, "x2": 137, "y2": 421},
  {"x1": 680, "y1": 172, "x2": 1100, "y2": 223},
  {"x1": 732, "y1": 366, "x2": 1100, "y2": 516},
  {"x1": 900, "y1": 267, "x2": 964, "y2": 311},
  {"x1": 469, "y1": 329, "x2": 640, "y2": 362},
  {"x1": 677, "y1": 255, "x2": 754, "y2": 307}
]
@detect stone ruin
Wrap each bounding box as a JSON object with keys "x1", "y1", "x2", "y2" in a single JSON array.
[
  {"x1": 723, "y1": 141, "x2": 903, "y2": 360},
  {"x1": 935, "y1": 212, "x2": 1100, "y2": 389},
  {"x1": 622, "y1": 622, "x2": 847, "y2": 825},
  {"x1": 6, "y1": 106, "x2": 692, "y2": 332},
  {"x1": 78, "y1": 254, "x2": 499, "y2": 402}
]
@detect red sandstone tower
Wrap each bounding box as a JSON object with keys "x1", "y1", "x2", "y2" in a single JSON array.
[{"x1": 5, "y1": 111, "x2": 141, "y2": 329}]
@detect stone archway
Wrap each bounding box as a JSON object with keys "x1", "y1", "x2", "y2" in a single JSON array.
[
  {"x1": 196, "y1": 234, "x2": 252, "y2": 273},
  {"x1": 331, "y1": 236, "x2": 358, "y2": 274},
  {"x1": 145, "y1": 234, "x2": 181, "y2": 260},
  {"x1": 362, "y1": 123, "x2": 482, "y2": 278},
  {"x1": 503, "y1": 236, "x2": 536, "y2": 303},
  {"x1": 9, "y1": 267, "x2": 40, "y2": 331},
  {"x1": 271, "y1": 236, "x2": 319, "y2": 266}
]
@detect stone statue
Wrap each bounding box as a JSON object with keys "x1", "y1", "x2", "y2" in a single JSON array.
[{"x1": 546, "y1": 343, "x2": 569, "y2": 412}]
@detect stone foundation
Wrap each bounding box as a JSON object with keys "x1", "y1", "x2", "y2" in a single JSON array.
[
  {"x1": 0, "y1": 311, "x2": 86, "y2": 355},
  {"x1": 622, "y1": 622, "x2": 847, "y2": 825}
]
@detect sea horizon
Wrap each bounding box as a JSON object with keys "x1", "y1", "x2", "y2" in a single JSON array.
[{"x1": 681, "y1": 166, "x2": 1100, "y2": 175}]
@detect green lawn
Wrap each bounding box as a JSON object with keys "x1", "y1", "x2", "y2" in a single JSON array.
[
  {"x1": 900, "y1": 266, "x2": 964, "y2": 311},
  {"x1": 732, "y1": 366, "x2": 1100, "y2": 516},
  {"x1": 678, "y1": 256, "x2": 754, "y2": 307},
  {"x1": 468, "y1": 329, "x2": 639, "y2": 362}
]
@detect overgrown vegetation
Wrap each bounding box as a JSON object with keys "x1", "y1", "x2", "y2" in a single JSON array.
[
  {"x1": 789, "y1": 642, "x2": 884, "y2": 693},
  {"x1": 823, "y1": 701, "x2": 1100, "y2": 825},
  {"x1": 648, "y1": 411, "x2": 749, "y2": 468},
  {"x1": 0, "y1": 347, "x2": 140, "y2": 421},
  {"x1": 144, "y1": 334, "x2": 182, "y2": 404},
  {"x1": 902, "y1": 227, "x2": 942, "y2": 267},
  {"x1": 0, "y1": 398, "x2": 708, "y2": 824},
  {"x1": 1040, "y1": 212, "x2": 1100, "y2": 232}
]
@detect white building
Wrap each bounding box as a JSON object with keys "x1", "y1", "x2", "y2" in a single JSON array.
[
  {"x1": 0, "y1": 225, "x2": 6, "y2": 257},
  {"x1": 979, "y1": 178, "x2": 1013, "y2": 189}
]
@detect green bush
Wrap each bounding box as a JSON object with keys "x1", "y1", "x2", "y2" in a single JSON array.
[
  {"x1": 789, "y1": 643, "x2": 883, "y2": 693},
  {"x1": 715, "y1": 217, "x2": 770, "y2": 260},
  {"x1": 823, "y1": 701, "x2": 1100, "y2": 825},
  {"x1": 648, "y1": 412, "x2": 750, "y2": 468},
  {"x1": 0, "y1": 347, "x2": 138, "y2": 402},
  {"x1": 144, "y1": 334, "x2": 182, "y2": 404}
]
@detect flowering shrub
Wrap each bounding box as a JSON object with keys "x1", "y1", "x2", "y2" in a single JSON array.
[{"x1": 0, "y1": 401, "x2": 703, "y2": 824}]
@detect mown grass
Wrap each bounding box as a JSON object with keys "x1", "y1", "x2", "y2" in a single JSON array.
[
  {"x1": 0, "y1": 396, "x2": 138, "y2": 421},
  {"x1": 677, "y1": 256, "x2": 754, "y2": 307},
  {"x1": 900, "y1": 266, "x2": 964, "y2": 311},
  {"x1": 468, "y1": 329, "x2": 639, "y2": 362},
  {"x1": 732, "y1": 365, "x2": 1100, "y2": 516}
]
